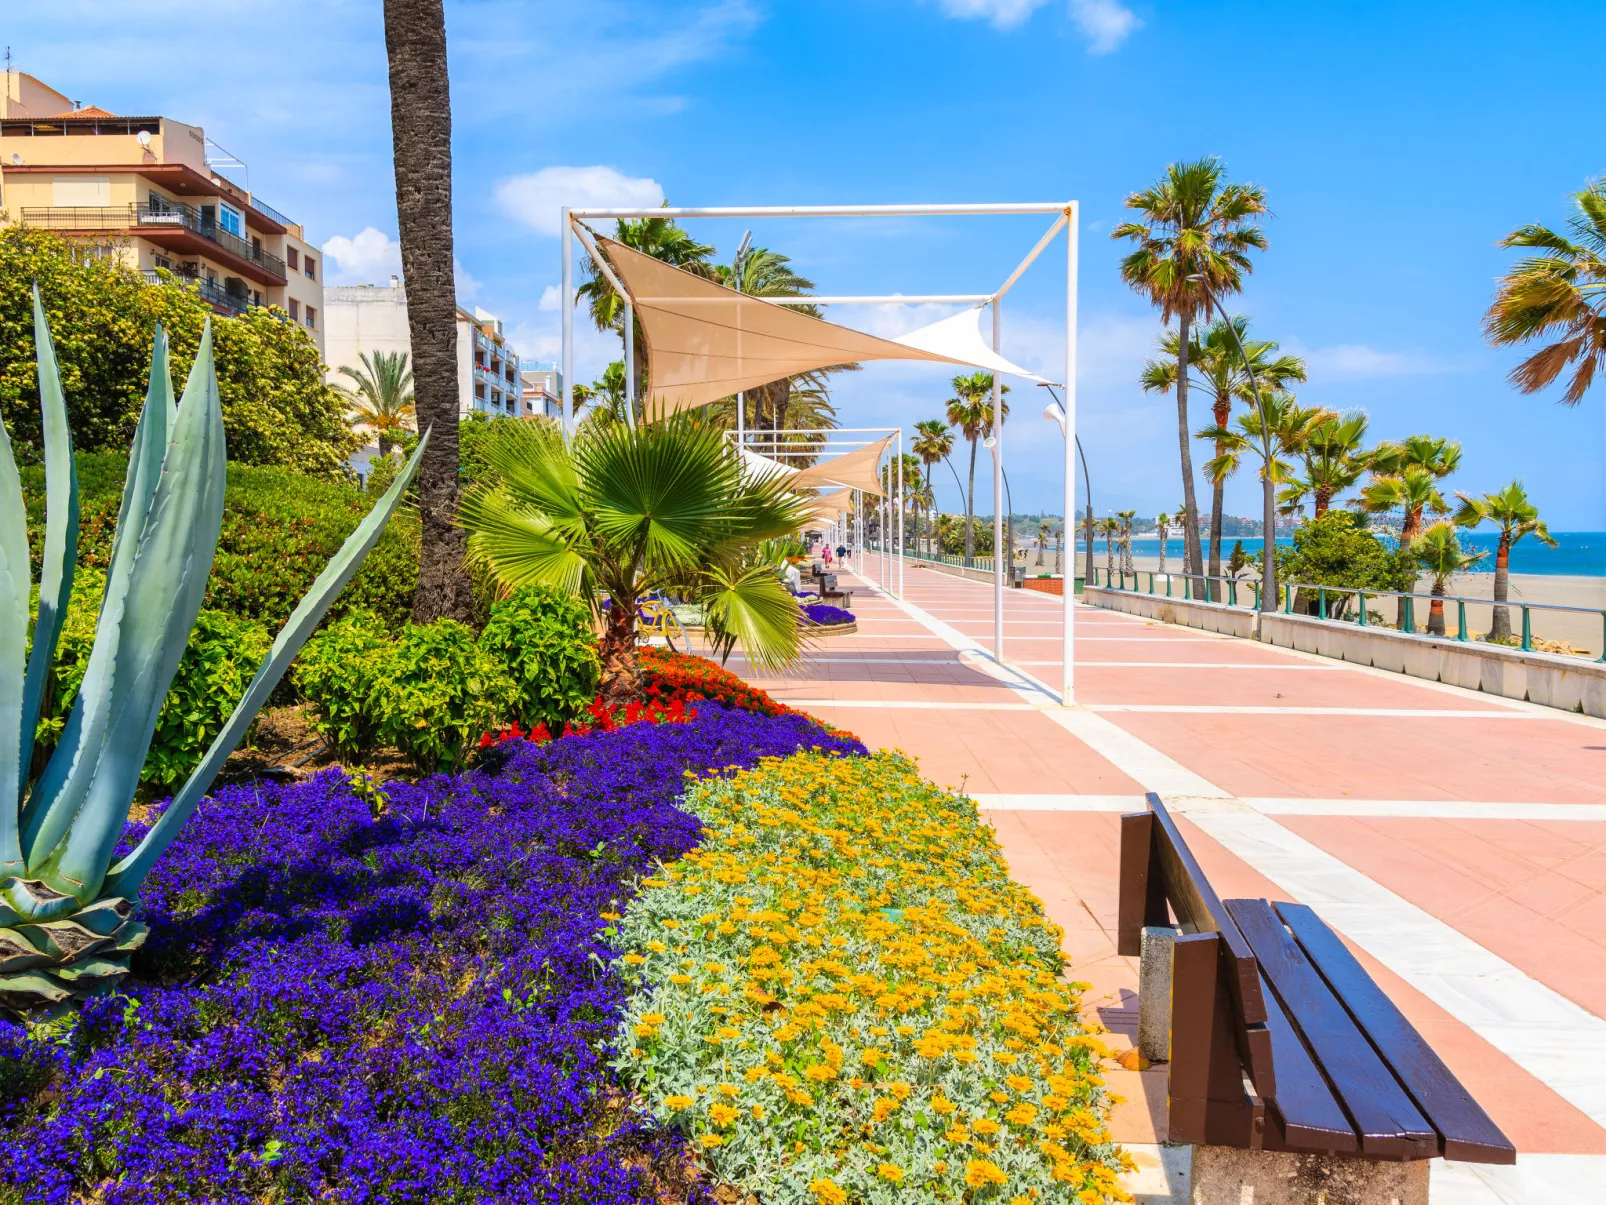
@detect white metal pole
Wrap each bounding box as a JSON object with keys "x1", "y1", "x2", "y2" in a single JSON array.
[
  {"x1": 561, "y1": 208, "x2": 573, "y2": 439},
  {"x1": 897, "y1": 431, "x2": 905, "y2": 599},
  {"x1": 624, "y1": 300, "x2": 636, "y2": 429},
  {"x1": 992, "y1": 299, "x2": 1004, "y2": 663},
  {"x1": 737, "y1": 393, "x2": 744, "y2": 448},
  {"x1": 1062, "y1": 205, "x2": 1079, "y2": 707}
]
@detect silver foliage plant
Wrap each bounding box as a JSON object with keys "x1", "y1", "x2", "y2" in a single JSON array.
[{"x1": 0, "y1": 290, "x2": 427, "y2": 1014}]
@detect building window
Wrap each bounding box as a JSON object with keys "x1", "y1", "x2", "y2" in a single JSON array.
[
  {"x1": 305, "y1": 305, "x2": 317, "y2": 330},
  {"x1": 219, "y1": 203, "x2": 244, "y2": 238},
  {"x1": 288, "y1": 298, "x2": 300, "y2": 321},
  {"x1": 286, "y1": 246, "x2": 299, "y2": 271},
  {"x1": 303, "y1": 256, "x2": 316, "y2": 281}
]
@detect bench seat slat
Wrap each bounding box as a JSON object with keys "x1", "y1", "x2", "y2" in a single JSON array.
[
  {"x1": 1257, "y1": 970, "x2": 1358, "y2": 1154},
  {"x1": 1275, "y1": 902, "x2": 1517, "y2": 1165},
  {"x1": 1227, "y1": 898, "x2": 1439, "y2": 1159}
]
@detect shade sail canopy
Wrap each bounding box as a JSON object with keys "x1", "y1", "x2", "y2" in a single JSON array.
[
  {"x1": 891, "y1": 307, "x2": 1054, "y2": 385},
  {"x1": 738, "y1": 446, "x2": 798, "y2": 485},
  {"x1": 790, "y1": 436, "x2": 891, "y2": 496},
  {"x1": 598, "y1": 238, "x2": 1047, "y2": 412},
  {"x1": 807, "y1": 488, "x2": 853, "y2": 518}
]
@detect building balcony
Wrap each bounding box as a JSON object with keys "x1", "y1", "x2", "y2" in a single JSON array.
[
  {"x1": 141, "y1": 269, "x2": 257, "y2": 316},
  {"x1": 22, "y1": 201, "x2": 288, "y2": 284}
]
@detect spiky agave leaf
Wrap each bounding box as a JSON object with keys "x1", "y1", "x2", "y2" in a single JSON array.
[
  {"x1": 17, "y1": 288, "x2": 79, "y2": 802},
  {"x1": 35, "y1": 323, "x2": 225, "y2": 902},
  {"x1": 0, "y1": 370, "x2": 28, "y2": 879},
  {"x1": 102, "y1": 430, "x2": 432, "y2": 899},
  {"x1": 20, "y1": 330, "x2": 174, "y2": 861}
]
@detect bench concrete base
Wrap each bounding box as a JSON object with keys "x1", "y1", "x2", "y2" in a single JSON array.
[{"x1": 1189, "y1": 1146, "x2": 1428, "y2": 1205}]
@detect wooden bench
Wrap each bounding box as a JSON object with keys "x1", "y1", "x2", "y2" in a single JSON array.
[{"x1": 1119, "y1": 792, "x2": 1514, "y2": 1169}]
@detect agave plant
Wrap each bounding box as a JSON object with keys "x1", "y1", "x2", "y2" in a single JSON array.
[{"x1": 0, "y1": 291, "x2": 426, "y2": 1015}]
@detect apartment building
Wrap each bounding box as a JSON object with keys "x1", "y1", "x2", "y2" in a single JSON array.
[
  {"x1": 323, "y1": 279, "x2": 532, "y2": 419},
  {"x1": 519, "y1": 366, "x2": 564, "y2": 419},
  {"x1": 0, "y1": 70, "x2": 323, "y2": 352}
]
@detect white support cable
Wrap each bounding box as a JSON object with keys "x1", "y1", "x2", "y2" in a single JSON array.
[{"x1": 561, "y1": 210, "x2": 573, "y2": 439}]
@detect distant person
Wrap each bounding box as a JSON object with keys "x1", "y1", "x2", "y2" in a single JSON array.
[
  {"x1": 822, "y1": 546, "x2": 833, "y2": 567},
  {"x1": 837, "y1": 544, "x2": 848, "y2": 563},
  {"x1": 784, "y1": 561, "x2": 803, "y2": 593}
]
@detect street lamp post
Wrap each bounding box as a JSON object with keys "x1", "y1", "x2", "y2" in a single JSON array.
[
  {"x1": 1186, "y1": 276, "x2": 1278, "y2": 612},
  {"x1": 984, "y1": 435, "x2": 1015, "y2": 576},
  {"x1": 1040, "y1": 386, "x2": 1095, "y2": 590}
]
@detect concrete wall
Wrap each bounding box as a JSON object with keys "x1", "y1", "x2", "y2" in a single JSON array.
[
  {"x1": 1084, "y1": 588, "x2": 1606, "y2": 719},
  {"x1": 1085, "y1": 586, "x2": 1260, "y2": 639}
]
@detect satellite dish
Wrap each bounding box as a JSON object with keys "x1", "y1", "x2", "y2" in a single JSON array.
[
  {"x1": 136, "y1": 130, "x2": 152, "y2": 148},
  {"x1": 9, "y1": 153, "x2": 21, "y2": 166}
]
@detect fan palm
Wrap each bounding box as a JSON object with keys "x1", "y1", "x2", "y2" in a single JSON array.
[
  {"x1": 1200, "y1": 393, "x2": 1316, "y2": 523},
  {"x1": 1097, "y1": 516, "x2": 1119, "y2": 579},
  {"x1": 1453, "y1": 481, "x2": 1557, "y2": 641},
  {"x1": 1114, "y1": 157, "x2": 1268, "y2": 590},
  {"x1": 1036, "y1": 521, "x2": 1049, "y2": 567},
  {"x1": 912, "y1": 419, "x2": 954, "y2": 558},
  {"x1": 1483, "y1": 177, "x2": 1606, "y2": 405},
  {"x1": 1283, "y1": 410, "x2": 1370, "y2": 517},
  {"x1": 1142, "y1": 316, "x2": 1305, "y2": 585},
  {"x1": 460, "y1": 416, "x2": 811, "y2": 701},
  {"x1": 1155, "y1": 511, "x2": 1171, "y2": 575},
  {"x1": 1117, "y1": 509, "x2": 1137, "y2": 574},
  {"x1": 1411, "y1": 521, "x2": 1485, "y2": 636},
  {"x1": 1362, "y1": 436, "x2": 1460, "y2": 543},
  {"x1": 336, "y1": 350, "x2": 416, "y2": 456},
  {"x1": 945, "y1": 373, "x2": 1010, "y2": 564}
]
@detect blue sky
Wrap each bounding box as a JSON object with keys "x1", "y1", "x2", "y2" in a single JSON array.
[{"x1": 9, "y1": 0, "x2": 1605, "y2": 535}]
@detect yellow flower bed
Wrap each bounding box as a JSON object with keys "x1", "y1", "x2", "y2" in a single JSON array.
[{"x1": 611, "y1": 750, "x2": 1131, "y2": 1204}]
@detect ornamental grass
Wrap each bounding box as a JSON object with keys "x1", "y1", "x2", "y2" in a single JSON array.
[{"x1": 612, "y1": 752, "x2": 1131, "y2": 1204}]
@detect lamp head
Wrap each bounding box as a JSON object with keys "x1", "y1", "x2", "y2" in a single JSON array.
[{"x1": 1042, "y1": 400, "x2": 1066, "y2": 435}]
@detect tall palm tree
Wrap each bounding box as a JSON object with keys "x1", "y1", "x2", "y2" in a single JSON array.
[
  {"x1": 1155, "y1": 511, "x2": 1171, "y2": 575},
  {"x1": 1483, "y1": 177, "x2": 1606, "y2": 406},
  {"x1": 577, "y1": 214, "x2": 715, "y2": 415},
  {"x1": 336, "y1": 350, "x2": 416, "y2": 455},
  {"x1": 1284, "y1": 410, "x2": 1370, "y2": 517},
  {"x1": 460, "y1": 416, "x2": 810, "y2": 702},
  {"x1": 1117, "y1": 509, "x2": 1137, "y2": 575},
  {"x1": 1098, "y1": 516, "x2": 1120, "y2": 580},
  {"x1": 1454, "y1": 481, "x2": 1557, "y2": 641},
  {"x1": 574, "y1": 360, "x2": 629, "y2": 428},
  {"x1": 912, "y1": 419, "x2": 954, "y2": 559},
  {"x1": 382, "y1": 0, "x2": 473, "y2": 622},
  {"x1": 1362, "y1": 435, "x2": 1461, "y2": 543},
  {"x1": 1411, "y1": 521, "x2": 1485, "y2": 636},
  {"x1": 1036, "y1": 521, "x2": 1050, "y2": 567},
  {"x1": 944, "y1": 371, "x2": 1010, "y2": 565},
  {"x1": 1114, "y1": 157, "x2": 1269, "y2": 592},
  {"x1": 1142, "y1": 315, "x2": 1306, "y2": 588},
  {"x1": 1200, "y1": 393, "x2": 1317, "y2": 551}
]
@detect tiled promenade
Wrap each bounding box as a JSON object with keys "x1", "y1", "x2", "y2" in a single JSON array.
[{"x1": 726, "y1": 559, "x2": 1606, "y2": 1204}]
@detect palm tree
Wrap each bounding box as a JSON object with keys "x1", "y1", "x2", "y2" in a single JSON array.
[
  {"x1": 577, "y1": 214, "x2": 715, "y2": 414},
  {"x1": 912, "y1": 419, "x2": 955, "y2": 559},
  {"x1": 1117, "y1": 509, "x2": 1137, "y2": 575},
  {"x1": 1454, "y1": 481, "x2": 1557, "y2": 641},
  {"x1": 336, "y1": 350, "x2": 416, "y2": 455},
  {"x1": 1200, "y1": 393, "x2": 1317, "y2": 576},
  {"x1": 1114, "y1": 157, "x2": 1269, "y2": 592},
  {"x1": 1098, "y1": 516, "x2": 1120, "y2": 580},
  {"x1": 1411, "y1": 522, "x2": 1485, "y2": 636},
  {"x1": 574, "y1": 360, "x2": 628, "y2": 427},
  {"x1": 1054, "y1": 526, "x2": 1064, "y2": 575},
  {"x1": 1155, "y1": 511, "x2": 1171, "y2": 575},
  {"x1": 1483, "y1": 177, "x2": 1606, "y2": 406},
  {"x1": 1036, "y1": 521, "x2": 1049, "y2": 567},
  {"x1": 945, "y1": 372, "x2": 1010, "y2": 564},
  {"x1": 1362, "y1": 435, "x2": 1461, "y2": 544},
  {"x1": 460, "y1": 416, "x2": 810, "y2": 702},
  {"x1": 1141, "y1": 315, "x2": 1305, "y2": 588},
  {"x1": 382, "y1": 0, "x2": 473, "y2": 622},
  {"x1": 1284, "y1": 410, "x2": 1370, "y2": 517}
]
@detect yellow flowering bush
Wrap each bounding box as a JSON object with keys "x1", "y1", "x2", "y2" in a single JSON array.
[{"x1": 612, "y1": 751, "x2": 1129, "y2": 1203}]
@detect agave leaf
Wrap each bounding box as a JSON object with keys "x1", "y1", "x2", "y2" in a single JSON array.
[
  {"x1": 20, "y1": 331, "x2": 175, "y2": 863},
  {"x1": 0, "y1": 393, "x2": 28, "y2": 876},
  {"x1": 37, "y1": 323, "x2": 226, "y2": 901},
  {"x1": 18, "y1": 288, "x2": 80, "y2": 800},
  {"x1": 103, "y1": 431, "x2": 431, "y2": 899}
]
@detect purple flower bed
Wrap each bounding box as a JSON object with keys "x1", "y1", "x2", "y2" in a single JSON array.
[
  {"x1": 800, "y1": 602, "x2": 854, "y2": 626},
  {"x1": 0, "y1": 704, "x2": 864, "y2": 1205}
]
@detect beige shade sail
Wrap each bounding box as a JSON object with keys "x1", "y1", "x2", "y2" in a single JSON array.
[
  {"x1": 807, "y1": 488, "x2": 853, "y2": 517},
  {"x1": 789, "y1": 436, "x2": 891, "y2": 496},
  {"x1": 598, "y1": 238, "x2": 1038, "y2": 413}
]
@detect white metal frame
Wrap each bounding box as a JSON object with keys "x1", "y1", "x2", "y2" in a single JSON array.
[{"x1": 561, "y1": 202, "x2": 1079, "y2": 705}]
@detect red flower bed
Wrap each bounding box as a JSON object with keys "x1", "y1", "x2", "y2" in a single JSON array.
[
  {"x1": 480, "y1": 694, "x2": 695, "y2": 749},
  {"x1": 636, "y1": 648, "x2": 794, "y2": 717}
]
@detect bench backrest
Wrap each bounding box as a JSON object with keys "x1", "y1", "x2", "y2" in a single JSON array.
[{"x1": 1118, "y1": 793, "x2": 1515, "y2": 1164}]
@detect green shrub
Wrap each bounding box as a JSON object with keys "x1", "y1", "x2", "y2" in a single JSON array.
[
  {"x1": 23, "y1": 452, "x2": 419, "y2": 630},
  {"x1": 372, "y1": 621, "x2": 517, "y2": 775},
  {"x1": 1264, "y1": 511, "x2": 1417, "y2": 618},
  {"x1": 292, "y1": 610, "x2": 393, "y2": 762},
  {"x1": 478, "y1": 585, "x2": 600, "y2": 731},
  {"x1": 34, "y1": 569, "x2": 273, "y2": 788}
]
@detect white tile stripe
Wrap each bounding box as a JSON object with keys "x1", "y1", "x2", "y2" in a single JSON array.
[
  {"x1": 972, "y1": 794, "x2": 1606, "y2": 821},
  {"x1": 1089, "y1": 704, "x2": 1535, "y2": 719},
  {"x1": 781, "y1": 698, "x2": 1037, "y2": 711}
]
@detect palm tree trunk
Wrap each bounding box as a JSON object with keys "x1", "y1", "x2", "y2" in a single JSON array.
[
  {"x1": 1490, "y1": 534, "x2": 1513, "y2": 641},
  {"x1": 1208, "y1": 393, "x2": 1228, "y2": 598},
  {"x1": 632, "y1": 318, "x2": 649, "y2": 421},
  {"x1": 1428, "y1": 580, "x2": 1447, "y2": 636},
  {"x1": 1315, "y1": 486, "x2": 1332, "y2": 518},
  {"x1": 1158, "y1": 522, "x2": 1168, "y2": 575},
  {"x1": 384, "y1": 0, "x2": 474, "y2": 625},
  {"x1": 598, "y1": 599, "x2": 641, "y2": 704},
  {"x1": 1174, "y1": 312, "x2": 1205, "y2": 595},
  {"x1": 964, "y1": 438, "x2": 978, "y2": 565}
]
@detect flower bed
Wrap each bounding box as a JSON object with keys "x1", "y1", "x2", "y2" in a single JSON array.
[
  {"x1": 612, "y1": 751, "x2": 1128, "y2": 1204},
  {"x1": 0, "y1": 706, "x2": 864, "y2": 1205},
  {"x1": 800, "y1": 602, "x2": 855, "y2": 629},
  {"x1": 638, "y1": 647, "x2": 796, "y2": 717}
]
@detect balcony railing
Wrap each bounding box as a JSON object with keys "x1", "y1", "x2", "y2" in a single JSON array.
[
  {"x1": 141, "y1": 269, "x2": 255, "y2": 316},
  {"x1": 22, "y1": 202, "x2": 287, "y2": 279},
  {"x1": 248, "y1": 196, "x2": 294, "y2": 229}
]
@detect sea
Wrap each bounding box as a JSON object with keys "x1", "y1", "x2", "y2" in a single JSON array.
[{"x1": 1073, "y1": 532, "x2": 1606, "y2": 577}]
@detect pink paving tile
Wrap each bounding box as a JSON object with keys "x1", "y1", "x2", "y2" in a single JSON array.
[
  {"x1": 1101, "y1": 711, "x2": 1606, "y2": 803},
  {"x1": 1284, "y1": 816, "x2": 1606, "y2": 1023},
  {"x1": 1071, "y1": 663, "x2": 1511, "y2": 710}
]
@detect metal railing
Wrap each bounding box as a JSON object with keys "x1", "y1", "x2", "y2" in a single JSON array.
[
  {"x1": 1087, "y1": 567, "x2": 1606, "y2": 661},
  {"x1": 21, "y1": 203, "x2": 287, "y2": 279},
  {"x1": 248, "y1": 196, "x2": 295, "y2": 229},
  {"x1": 141, "y1": 269, "x2": 255, "y2": 315}
]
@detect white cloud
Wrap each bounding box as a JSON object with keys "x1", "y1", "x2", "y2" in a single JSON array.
[
  {"x1": 538, "y1": 285, "x2": 563, "y2": 312},
  {"x1": 494, "y1": 166, "x2": 665, "y2": 236},
  {"x1": 1289, "y1": 342, "x2": 1468, "y2": 381},
  {"x1": 1070, "y1": 0, "x2": 1139, "y2": 54},
  {"x1": 454, "y1": 258, "x2": 482, "y2": 301},
  {"x1": 932, "y1": 0, "x2": 1139, "y2": 49},
  {"x1": 322, "y1": 227, "x2": 402, "y2": 283}
]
